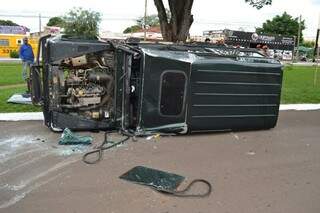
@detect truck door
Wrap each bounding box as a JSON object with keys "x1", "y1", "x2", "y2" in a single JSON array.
[
  {"x1": 30, "y1": 65, "x2": 42, "y2": 104},
  {"x1": 30, "y1": 35, "x2": 51, "y2": 105}
]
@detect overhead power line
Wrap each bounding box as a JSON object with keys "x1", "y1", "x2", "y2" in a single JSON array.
[
  {"x1": 0, "y1": 14, "x2": 51, "y2": 19},
  {"x1": 0, "y1": 14, "x2": 137, "y2": 21}
]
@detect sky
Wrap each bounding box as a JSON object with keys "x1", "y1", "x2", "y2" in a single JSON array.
[{"x1": 0, "y1": 0, "x2": 319, "y2": 40}]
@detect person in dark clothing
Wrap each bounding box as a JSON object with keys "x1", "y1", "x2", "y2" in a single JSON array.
[{"x1": 19, "y1": 37, "x2": 34, "y2": 93}]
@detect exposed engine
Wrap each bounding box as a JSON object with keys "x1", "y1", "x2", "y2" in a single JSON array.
[{"x1": 50, "y1": 52, "x2": 114, "y2": 120}]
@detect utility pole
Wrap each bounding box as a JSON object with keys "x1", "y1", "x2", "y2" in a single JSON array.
[
  {"x1": 313, "y1": 14, "x2": 320, "y2": 62},
  {"x1": 295, "y1": 15, "x2": 302, "y2": 62},
  {"x1": 313, "y1": 30, "x2": 319, "y2": 62},
  {"x1": 39, "y1": 13, "x2": 42, "y2": 36},
  {"x1": 144, "y1": 0, "x2": 148, "y2": 41},
  {"x1": 314, "y1": 14, "x2": 320, "y2": 86}
]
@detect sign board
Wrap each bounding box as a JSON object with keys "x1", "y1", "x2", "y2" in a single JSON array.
[
  {"x1": 43, "y1": 26, "x2": 61, "y2": 35},
  {"x1": 224, "y1": 30, "x2": 295, "y2": 51},
  {"x1": 0, "y1": 26, "x2": 28, "y2": 35},
  {"x1": 224, "y1": 30, "x2": 295, "y2": 60}
]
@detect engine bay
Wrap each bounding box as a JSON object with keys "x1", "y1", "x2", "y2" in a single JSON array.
[{"x1": 49, "y1": 51, "x2": 115, "y2": 121}]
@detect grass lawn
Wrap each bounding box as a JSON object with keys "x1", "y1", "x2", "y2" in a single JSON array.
[
  {"x1": 0, "y1": 63, "x2": 319, "y2": 112},
  {"x1": 282, "y1": 65, "x2": 320, "y2": 104},
  {"x1": 0, "y1": 62, "x2": 24, "y2": 86},
  {"x1": 0, "y1": 86, "x2": 41, "y2": 112}
]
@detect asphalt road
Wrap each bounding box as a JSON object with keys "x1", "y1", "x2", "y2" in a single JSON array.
[{"x1": 0, "y1": 110, "x2": 319, "y2": 213}]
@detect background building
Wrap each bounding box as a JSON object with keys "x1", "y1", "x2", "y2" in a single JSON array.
[
  {"x1": 203, "y1": 29, "x2": 295, "y2": 60},
  {"x1": 0, "y1": 25, "x2": 38, "y2": 58}
]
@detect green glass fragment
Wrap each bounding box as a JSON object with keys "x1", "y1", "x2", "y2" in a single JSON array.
[{"x1": 59, "y1": 128, "x2": 92, "y2": 145}]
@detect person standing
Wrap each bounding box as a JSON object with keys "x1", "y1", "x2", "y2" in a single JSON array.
[
  {"x1": 19, "y1": 37, "x2": 34, "y2": 94},
  {"x1": 262, "y1": 45, "x2": 270, "y2": 57}
]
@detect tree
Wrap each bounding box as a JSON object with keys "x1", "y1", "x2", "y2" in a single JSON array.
[
  {"x1": 47, "y1": 17, "x2": 65, "y2": 27},
  {"x1": 256, "y1": 12, "x2": 305, "y2": 43},
  {"x1": 137, "y1": 14, "x2": 160, "y2": 28},
  {"x1": 62, "y1": 8, "x2": 101, "y2": 39},
  {"x1": 154, "y1": 0, "x2": 271, "y2": 42},
  {"x1": 244, "y1": 0, "x2": 272, "y2": 9},
  {"x1": 153, "y1": 0, "x2": 193, "y2": 42},
  {"x1": 0, "y1": 19, "x2": 19, "y2": 26},
  {"x1": 123, "y1": 13, "x2": 162, "y2": 34}
]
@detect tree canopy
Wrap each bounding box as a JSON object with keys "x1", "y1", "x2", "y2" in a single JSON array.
[
  {"x1": 245, "y1": 0, "x2": 272, "y2": 9},
  {"x1": 47, "y1": 17, "x2": 65, "y2": 27},
  {"x1": 256, "y1": 12, "x2": 305, "y2": 43},
  {"x1": 0, "y1": 19, "x2": 19, "y2": 26},
  {"x1": 63, "y1": 8, "x2": 101, "y2": 39}
]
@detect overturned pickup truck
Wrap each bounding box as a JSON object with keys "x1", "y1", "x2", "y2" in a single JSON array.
[{"x1": 30, "y1": 35, "x2": 283, "y2": 135}]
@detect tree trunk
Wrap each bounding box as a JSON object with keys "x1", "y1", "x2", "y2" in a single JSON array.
[{"x1": 154, "y1": 0, "x2": 194, "y2": 42}]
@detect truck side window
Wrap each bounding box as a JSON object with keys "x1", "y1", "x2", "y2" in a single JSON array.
[{"x1": 159, "y1": 71, "x2": 186, "y2": 116}]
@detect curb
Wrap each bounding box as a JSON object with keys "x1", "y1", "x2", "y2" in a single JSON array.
[{"x1": 0, "y1": 104, "x2": 320, "y2": 121}]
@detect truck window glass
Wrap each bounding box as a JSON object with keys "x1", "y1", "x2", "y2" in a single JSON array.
[{"x1": 160, "y1": 71, "x2": 186, "y2": 116}]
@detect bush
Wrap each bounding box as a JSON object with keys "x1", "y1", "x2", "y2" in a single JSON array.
[
  {"x1": 123, "y1": 25, "x2": 141, "y2": 34},
  {"x1": 10, "y1": 50, "x2": 19, "y2": 58}
]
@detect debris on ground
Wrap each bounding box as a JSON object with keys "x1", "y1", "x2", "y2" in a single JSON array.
[
  {"x1": 246, "y1": 150, "x2": 256, "y2": 156},
  {"x1": 54, "y1": 145, "x2": 90, "y2": 156},
  {"x1": 59, "y1": 128, "x2": 92, "y2": 145},
  {"x1": 120, "y1": 166, "x2": 212, "y2": 198},
  {"x1": 230, "y1": 132, "x2": 240, "y2": 141},
  {"x1": 7, "y1": 93, "x2": 32, "y2": 105},
  {"x1": 146, "y1": 134, "x2": 161, "y2": 141}
]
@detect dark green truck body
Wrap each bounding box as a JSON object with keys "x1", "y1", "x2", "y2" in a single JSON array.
[{"x1": 31, "y1": 36, "x2": 282, "y2": 134}]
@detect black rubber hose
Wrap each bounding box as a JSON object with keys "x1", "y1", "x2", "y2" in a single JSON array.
[
  {"x1": 82, "y1": 132, "x2": 130, "y2": 164},
  {"x1": 156, "y1": 179, "x2": 212, "y2": 198}
]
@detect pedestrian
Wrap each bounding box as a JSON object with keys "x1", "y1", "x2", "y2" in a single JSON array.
[
  {"x1": 256, "y1": 44, "x2": 266, "y2": 56},
  {"x1": 19, "y1": 37, "x2": 34, "y2": 94},
  {"x1": 262, "y1": 45, "x2": 270, "y2": 57}
]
